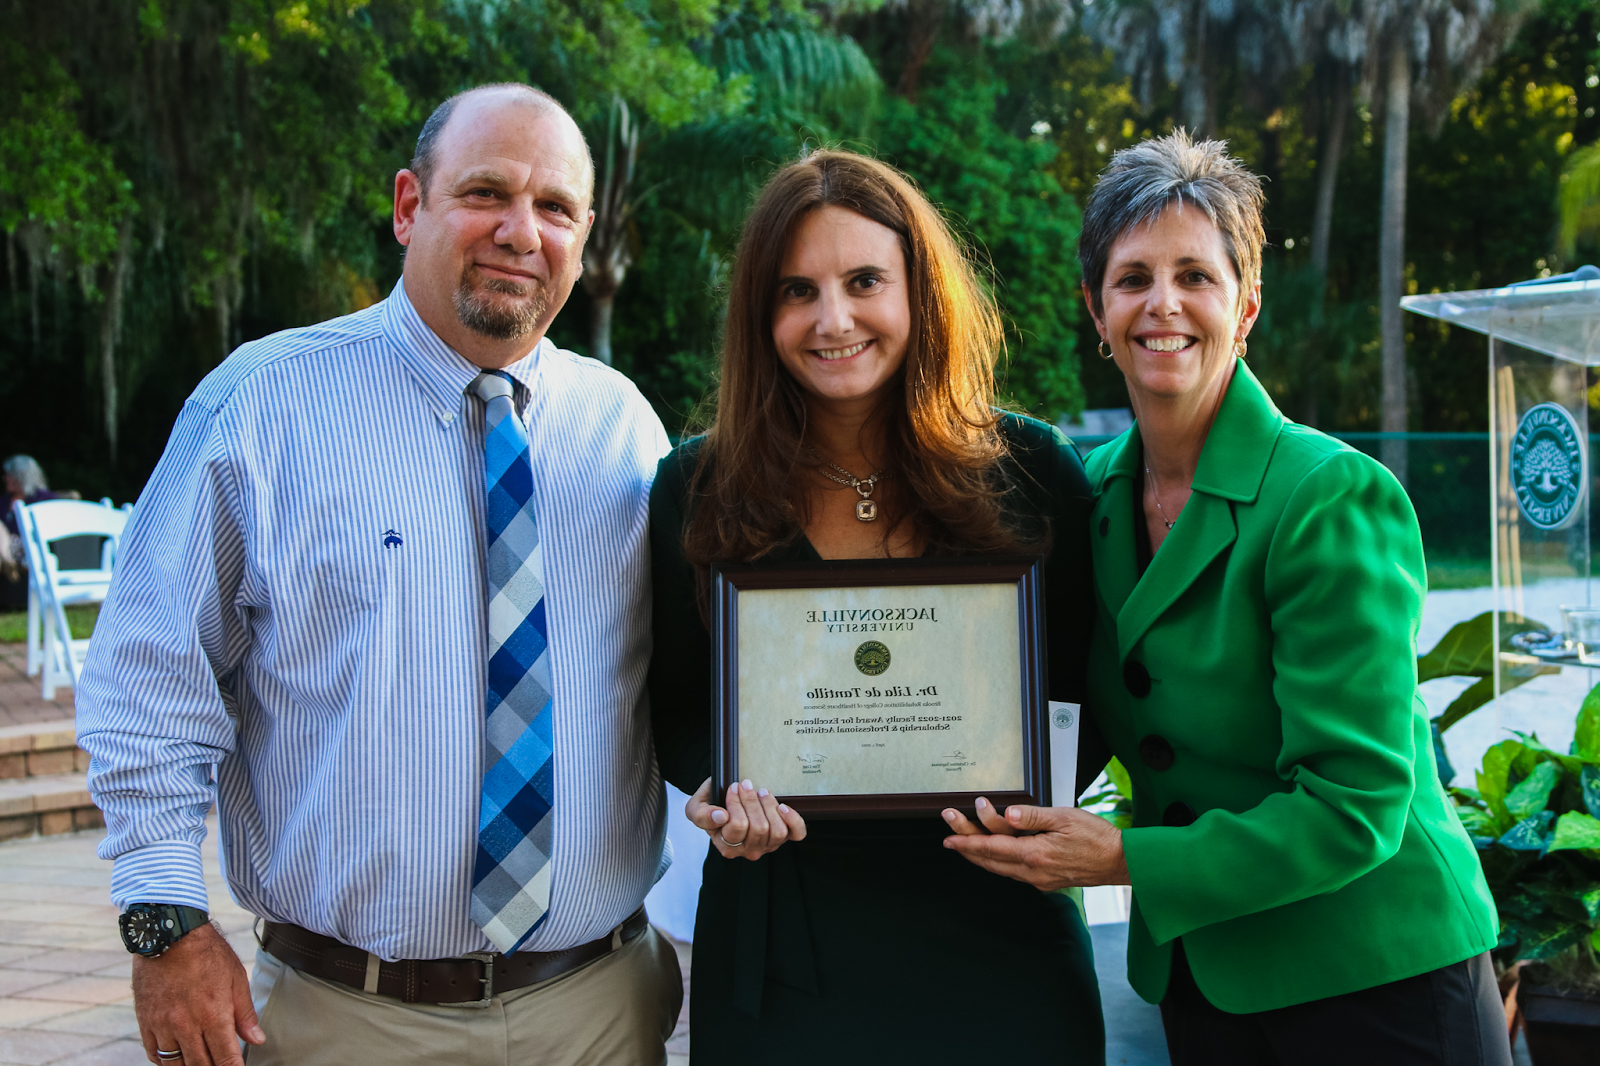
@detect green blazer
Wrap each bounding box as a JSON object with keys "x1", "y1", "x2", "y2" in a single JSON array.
[{"x1": 1084, "y1": 360, "x2": 1497, "y2": 1014}]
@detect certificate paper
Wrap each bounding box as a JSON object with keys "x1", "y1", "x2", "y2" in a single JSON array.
[
  {"x1": 710, "y1": 557, "x2": 1049, "y2": 817},
  {"x1": 735, "y1": 582, "x2": 1025, "y2": 797}
]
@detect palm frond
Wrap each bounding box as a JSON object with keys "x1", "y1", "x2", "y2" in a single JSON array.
[{"x1": 1558, "y1": 142, "x2": 1600, "y2": 259}]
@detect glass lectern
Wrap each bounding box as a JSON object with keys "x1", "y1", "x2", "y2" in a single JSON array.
[{"x1": 1402, "y1": 273, "x2": 1600, "y2": 698}]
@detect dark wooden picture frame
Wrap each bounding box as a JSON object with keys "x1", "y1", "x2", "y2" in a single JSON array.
[{"x1": 710, "y1": 555, "x2": 1048, "y2": 818}]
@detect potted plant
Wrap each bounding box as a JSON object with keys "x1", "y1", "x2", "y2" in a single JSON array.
[{"x1": 1451, "y1": 686, "x2": 1600, "y2": 1064}]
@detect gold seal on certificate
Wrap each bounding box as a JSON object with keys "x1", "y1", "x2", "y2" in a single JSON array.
[{"x1": 710, "y1": 557, "x2": 1051, "y2": 817}]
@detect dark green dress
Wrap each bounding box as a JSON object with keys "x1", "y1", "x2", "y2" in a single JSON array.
[{"x1": 648, "y1": 413, "x2": 1106, "y2": 1065}]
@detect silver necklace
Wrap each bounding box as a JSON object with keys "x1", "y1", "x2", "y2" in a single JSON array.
[
  {"x1": 816, "y1": 459, "x2": 890, "y2": 522},
  {"x1": 1144, "y1": 463, "x2": 1177, "y2": 530}
]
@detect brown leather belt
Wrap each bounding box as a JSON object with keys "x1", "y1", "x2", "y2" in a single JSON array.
[{"x1": 258, "y1": 907, "x2": 650, "y2": 1008}]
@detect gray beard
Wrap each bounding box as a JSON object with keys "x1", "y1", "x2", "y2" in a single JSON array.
[{"x1": 453, "y1": 268, "x2": 548, "y2": 340}]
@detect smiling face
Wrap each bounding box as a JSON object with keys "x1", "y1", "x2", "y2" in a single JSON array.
[
  {"x1": 1090, "y1": 203, "x2": 1260, "y2": 408},
  {"x1": 394, "y1": 90, "x2": 593, "y2": 367},
  {"x1": 771, "y1": 205, "x2": 912, "y2": 414}
]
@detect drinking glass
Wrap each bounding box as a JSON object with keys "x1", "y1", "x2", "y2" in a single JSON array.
[{"x1": 1568, "y1": 609, "x2": 1600, "y2": 664}]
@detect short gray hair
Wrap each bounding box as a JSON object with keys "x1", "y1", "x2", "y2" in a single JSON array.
[
  {"x1": 3, "y1": 456, "x2": 48, "y2": 498},
  {"x1": 1077, "y1": 130, "x2": 1265, "y2": 317},
  {"x1": 410, "y1": 83, "x2": 593, "y2": 203}
]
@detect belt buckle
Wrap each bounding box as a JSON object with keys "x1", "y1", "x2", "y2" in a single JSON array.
[{"x1": 440, "y1": 952, "x2": 495, "y2": 1009}]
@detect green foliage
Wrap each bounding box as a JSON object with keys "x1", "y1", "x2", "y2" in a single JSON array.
[
  {"x1": 1452, "y1": 685, "x2": 1600, "y2": 977},
  {"x1": 871, "y1": 47, "x2": 1085, "y2": 421},
  {"x1": 0, "y1": 47, "x2": 134, "y2": 276},
  {"x1": 1416, "y1": 612, "x2": 1556, "y2": 733},
  {"x1": 1556, "y1": 139, "x2": 1600, "y2": 257},
  {"x1": 1082, "y1": 756, "x2": 1134, "y2": 830}
]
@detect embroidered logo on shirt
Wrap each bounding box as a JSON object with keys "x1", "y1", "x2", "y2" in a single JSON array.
[
  {"x1": 382, "y1": 529, "x2": 404, "y2": 549},
  {"x1": 1511, "y1": 403, "x2": 1587, "y2": 531}
]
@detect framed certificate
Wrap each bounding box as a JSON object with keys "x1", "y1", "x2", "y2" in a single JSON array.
[{"x1": 709, "y1": 556, "x2": 1050, "y2": 818}]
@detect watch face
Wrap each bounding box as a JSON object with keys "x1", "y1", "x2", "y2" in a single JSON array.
[{"x1": 119, "y1": 907, "x2": 176, "y2": 957}]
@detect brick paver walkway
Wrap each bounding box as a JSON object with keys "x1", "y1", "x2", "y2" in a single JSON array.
[
  {"x1": 0, "y1": 825, "x2": 692, "y2": 1066},
  {"x1": 0, "y1": 646, "x2": 74, "y2": 730},
  {"x1": 0, "y1": 823, "x2": 256, "y2": 1065}
]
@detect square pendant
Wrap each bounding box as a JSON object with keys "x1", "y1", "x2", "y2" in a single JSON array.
[{"x1": 855, "y1": 499, "x2": 878, "y2": 521}]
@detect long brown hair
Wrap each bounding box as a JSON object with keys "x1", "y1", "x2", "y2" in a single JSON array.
[{"x1": 684, "y1": 149, "x2": 1028, "y2": 570}]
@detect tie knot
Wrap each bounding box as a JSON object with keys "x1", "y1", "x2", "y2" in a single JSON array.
[{"x1": 470, "y1": 372, "x2": 515, "y2": 405}]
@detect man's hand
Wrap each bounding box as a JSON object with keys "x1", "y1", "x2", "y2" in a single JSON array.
[
  {"x1": 132, "y1": 922, "x2": 264, "y2": 1066},
  {"x1": 686, "y1": 777, "x2": 807, "y2": 861},
  {"x1": 941, "y1": 799, "x2": 1131, "y2": 891}
]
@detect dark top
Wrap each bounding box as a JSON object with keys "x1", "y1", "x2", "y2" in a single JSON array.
[{"x1": 648, "y1": 413, "x2": 1109, "y2": 1065}]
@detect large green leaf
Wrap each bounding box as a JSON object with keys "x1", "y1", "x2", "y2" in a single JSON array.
[
  {"x1": 1454, "y1": 805, "x2": 1497, "y2": 836},
  {"x1": 1417, "y1": 613, "x2": 1498, "y2": 681},
  {"x1": 1499, "y1": 810, "x2": 1554, "y2": 852},
  {"x1": 1515, "y1": 918, "x2": 1592, "y2": 960},
  {"x1": 1548, "y1": 812, "x2": 1600, "y2": 853},
  {"x1": 1513, "y1": 730, "x2": 1600, "y2": 768},
  {"x1": 1577, "y1": 684, "x2": 1600, "y2": 759},
  {"x1": 1425, "y1": 614, "x2": 1558, "y2": 733},
  {"x1": 1479, "y1": 740, "x2": 1528, "y2": 828},
  {"x1": 1106, "y1": 757, "x2": 1133, "y2": 802},
  {"x1": 1505, "y1": 761, "x2": 1562, "y2": 820},
  {"x1": 1435, "y1": 677, "x2": 1496, "y2": 732}
]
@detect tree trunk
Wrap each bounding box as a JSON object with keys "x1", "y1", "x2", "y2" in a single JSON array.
[
  {"x1": 896, "y1": 0, "x2": 946, "y2": 102},
  {"x1": 1378, "y1": 34, "x2": 1410, "y2": 485},
  {"x1": 590, "y1": 294, "x2": 614, "y2": 367},
  {"x1": 215, "y1": 274, "x2": 232, "y2": 363},
  {"x1": 1310, "y1": 79, "x2": 1348, "y2": 296},
  {"x1": 1180, "y1": 9, "x2": 1210, "y2": 135},
  {"x1": 98, "y1": 221, "x2": 134, "y2": 464}
]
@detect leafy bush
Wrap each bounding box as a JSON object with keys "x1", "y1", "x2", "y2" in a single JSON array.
[{"x1": 1451, "y1": 688, "x2": 1600, "y2": 988}]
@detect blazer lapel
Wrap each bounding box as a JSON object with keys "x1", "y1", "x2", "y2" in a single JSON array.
[
  {"x1": 1112, "y1": 360, "x2": 1286, "y2": 660},
  {"x1": 1115, "y1": 493, "x2": 1237, "y2": 660},
  {"x1": 1089, "y1": 431, "x2": 1141, "y2": 621}
]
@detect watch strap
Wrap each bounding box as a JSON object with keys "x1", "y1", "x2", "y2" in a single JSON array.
[{"x1": 166, "y1": 905, "x2": 210, "y2": 937}]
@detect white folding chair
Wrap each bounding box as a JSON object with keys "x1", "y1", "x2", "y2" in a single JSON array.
[
  {"x1": 13, "y1": 501, "x2": 45, "y2": 680},
  {"x1": 18, "y1": 499, "x2": 130, "y2": 699}
]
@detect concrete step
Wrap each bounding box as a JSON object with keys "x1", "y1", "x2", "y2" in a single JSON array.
[
  {"x1": 0, "y1": 720, "x2": 91, "y2": 779},
  {"x1": 0, "y1": 771, "x2": 103, "y2": 841}
]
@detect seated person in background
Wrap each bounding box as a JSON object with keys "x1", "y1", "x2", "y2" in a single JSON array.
[{"x1": 2, "y1": 455, "x2": 60, "y2": 608}]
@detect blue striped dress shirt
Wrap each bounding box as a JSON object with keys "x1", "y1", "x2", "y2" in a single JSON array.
[{"x1": 77, "y1": 281, "x2": 673, "y2": 960}]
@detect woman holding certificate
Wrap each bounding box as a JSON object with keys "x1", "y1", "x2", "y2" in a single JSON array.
[
  {"x1": 647, "y1": 149, "x2": 1105, "y2": 1063},
  {"x1": 944, "y1": 131, "x2": 1508, "y2": 1065}
]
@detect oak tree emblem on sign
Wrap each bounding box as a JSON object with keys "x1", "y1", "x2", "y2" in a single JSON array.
[
  {"x1": 854, "y1": 641, "x2": 891, "y2": 676},
  {"x1": 1510, "y1": 403, "x2": 1587, "y2": 531}
]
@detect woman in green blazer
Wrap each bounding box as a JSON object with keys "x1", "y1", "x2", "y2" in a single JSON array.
[{"x1": 945, "y1": 132, "x2": 1508, "y2": 1065}]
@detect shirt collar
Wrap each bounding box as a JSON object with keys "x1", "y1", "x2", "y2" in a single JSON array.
[
  {"x1": 1092, "y1": 357, "x2": 1283, "y2": 504},
  {"x1": 380, "y1": 278, "x2": 547, "y2": 422}
]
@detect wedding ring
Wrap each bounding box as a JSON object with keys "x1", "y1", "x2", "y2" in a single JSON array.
[
  {"x1": 718, "y1": 831, "x2": 746, "y2": 848},
  {"x1": 156, "y1": 1050, "x2": 183, "y2": 1061}
]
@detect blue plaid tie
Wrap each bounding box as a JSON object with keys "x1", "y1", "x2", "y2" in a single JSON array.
[{"x1": 469, "y1": 371, "x2": 555, "y2": 953}]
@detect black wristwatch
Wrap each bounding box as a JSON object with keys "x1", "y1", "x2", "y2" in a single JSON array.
[{"x1": 118, "y1": 904, "x2": 210, "y2": 958}]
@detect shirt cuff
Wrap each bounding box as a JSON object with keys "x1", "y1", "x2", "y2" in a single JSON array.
[{"x1": 109, "y1": 841, "x2": 211, "y2": 912}]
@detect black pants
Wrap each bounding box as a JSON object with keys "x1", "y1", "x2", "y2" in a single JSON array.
[{"x1": 1159, "y1": 941, "x2": 1512, "y2": 1066}]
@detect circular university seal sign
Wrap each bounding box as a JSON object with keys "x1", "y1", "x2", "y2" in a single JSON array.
[
  {"x1": 1510, "y1": 402, "x2": 1588, "y2": 531},
  {"x1": 854, "y1": 640, "x2": 891, "y2": 676},
  {"x1": 1052, "y1": 706, "x2": 1075, "y2": 730}
]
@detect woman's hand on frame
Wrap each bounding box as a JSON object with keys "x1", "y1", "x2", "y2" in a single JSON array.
[
  {"x1": 687, "y1": 777, "x2": 808, "y2": 861},
  {"x1": 941, "y1": 799, "x2": 1129, "y2": 891}
]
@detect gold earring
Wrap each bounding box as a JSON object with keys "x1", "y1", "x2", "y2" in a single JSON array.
[
  {"x1": 1097, "y1": 340, "x2": 1113, "y2": 360},
  {"x1": 1234, "y1": 338, "x2": 1248, "y2": 359}
]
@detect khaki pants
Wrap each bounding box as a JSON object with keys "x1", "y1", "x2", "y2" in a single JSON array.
[{"x1": 247, "y1": 925, "x2": 682, "y2": 1066}]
